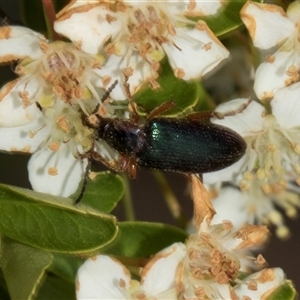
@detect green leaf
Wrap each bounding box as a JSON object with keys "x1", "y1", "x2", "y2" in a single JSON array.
[
  {"x1": 102, "y1": 221, "x2": 188, "y2": 258},
  {"x1": 73, "y1": 172, "x2": 124, "y2": 213},
  {"x1": 36, "y1": 274, "x2": 75, "y2": 300},
  {"x1": 189, "y1": 0, "x2": 247, "y2": 36},
  {"x1": 267, "y1": 281, "x2": 298, "y2": 300},
  {"x1": 0, "y1": 184, "x2": 118, "y2": 252},
  {"x1": 134, "y1": 59, "x2": 201, "y2": 116},
  {"x1": 49, "y1": 253, "x2": 83, "y2": 283},
  {"x1": 1, "y1": 237, "x2": 52, "y2": 300}
]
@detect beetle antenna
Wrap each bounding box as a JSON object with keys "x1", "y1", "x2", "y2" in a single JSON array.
[
  {"x1": 91, "y1": 79, "x2": 118, "y2": 115},
  {"x1": 100, "y1": 79, "x2": 118, "y2": 103}
]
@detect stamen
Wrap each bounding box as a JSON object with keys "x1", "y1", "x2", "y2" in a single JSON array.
[{"x1": 48, "y1": 167, "x2": 58, "y2": 176}]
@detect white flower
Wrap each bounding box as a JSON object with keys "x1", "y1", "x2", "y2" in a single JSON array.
[
  {"x1": 0, "y1": 26, "x2": 117, "y2": 197},
  {"x1": 206, "y1": 91, "x2": 300, "y2": 191},
  {"x1": 76, "y1": 243, "x2": 186, "y2": 299},
  {"x1": 179, "y1": 176, "x2": 285, "y2": 300},
  {"x1": 211, "y1": 184, "x2": 300, "y2": 239},
  {"x1": 240, "y1": 1, "x2": 300, "y2": 100},
  {"x1": 54, "y1": 0, "x2": 229, "y2": 99},
  {"x1": 177, "y1": 217, "x2": 270, "y2": 299},
  {"x1": 203, "y1": 91, "x2": 300, "y2": 237},
  {"x1": 234, "y1": 268, "x2": 286, "y2": 300}
]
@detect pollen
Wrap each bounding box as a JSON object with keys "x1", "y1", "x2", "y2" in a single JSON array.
[
  {"x1": 222, "y1": 220, "x2": 233, "y2": 230},
  {"x1": 48, "y1": 167, "x2": 58, "y2": 176},
  {"x1": 203, "y1": 42, "x2": 212, "y2": 51},
  {"x1": 256, "y1": 254, "x2": 266, "y2": 265},
  {"x1": 56, "y1": 115, "x2": 70, "y2": 132},
  {"x1": 247, "y1": 280, "x2": 257, "y2": 291},
  {"x1": 187, "y1": 0, "x2": 196, "y2": 11},
  {"x1": 265, "y1": 54, "x2": 275, "y2": 63},
  {"x1": 0, "y1": 26, "x2": 11, "y2": 39},
  {"x1": 119, "y1": 278, "x2": 126, "y2": 288},
  {"x1": 48, "y1": 142, "x2": 60, "y2": 151},
  {"x1": 28, "y1": 130, "x2": 37, "y2": 138},
  {"x1": 291, "y1": 142, "x2": 300, "y2": 154},
  {"x1": 106, "y1": 14, "x2": 116, "y2": 24},
  {"x1": 286, "y1": 65, "x2": 298, "y2": 77},
  {"x1": 174, "y1": 68, "x2": 185, "y2": 78},
  {"x1": 267, "y1": 144, "x2": 276, "y2": 152},
  {"x1": 195, "y1": 20, "x2": 207, "y2": 31},
  {"x1": 19, "y1": 91, "x2": 31, "y2": 108}
]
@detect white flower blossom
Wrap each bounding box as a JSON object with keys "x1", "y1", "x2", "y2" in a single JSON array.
[
  {"x1": 179, "y1": 176, "x2": 287, "y2": 299},
  {"x1": 54, "y1": 0, "x2": 229, "y2": 99},
  {"x1": 177, "y1": 217, "x2": 272, "y2": 299},
  {"x1": 0, "y1": 26, "x2": 118, "y2": 196},
  {"x1": 206, "y1": 91, "x2": 300, "y2": 190},
  {"x1": 203, "y1": 90, "x2": 300, "y2": 236},
  {"x1": 240, "y1": 1, "x2": 300, "y2": 100},
  {"x1": 76, "y1": 243, "x2": 186, "y2": 299},
  {"x1": 211, "y1": 184, "x2": 300, "y2": 239},
  {"x1": 234, "y1": 268, "x2": 286, "y2": 299},
  {"x1": 76, "y1": 223, "x2": 285, "y2": 300}
]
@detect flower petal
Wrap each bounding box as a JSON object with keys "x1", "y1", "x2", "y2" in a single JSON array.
[
  {"x1": 0, "y1": 26, "x2": 44, "y2": 62},
  {"x1": 0, "y1": 116, "x2": 49, "y2": 153},
  {"x1": 162, "y1": 24, "x2": 229, "y2": 80},
  {"x1": 211, "y1": 98, "x2": 265, "y2": 137},
  {"x1": 287, "y1": 1, "x2": 300, "y2": 24},
  {"x1": 0, "y1": 78, "x2": 41, "y2": 127},
  {"x1": 28, "y1": 144, "x2": 87, "y2": 197},
  {"x1": 254, "y1": 49, "x2": 300, "y2": 100},
  {"x1": 234, "y1": 268, "x2": 285, "y2": 299},
  {"x1": 271, "y1": 82, "x2": 300, "y2": 128},
  {"x1": 210, "y1": 186, "x2": 250, "y2": 229},
  {"x1": 185, "y1": 0, "x2": 223, "y2": 16},
  {"x1": 203, "y1": 154, "x2": 247, "y2": 185},
  {"x1": 164, "y1": 0, "x2": 222, "y2": 16},
  {"x1": 141, "y1": 243, "x2": 186, "y2": 298},
  {"x1": 76, "y1": 255, "x2": 131, "y2": 300},
  {"x1": 240, "y1": 2, "x2": 294, "y2": 49},
  {"x1": 95, "y1": 52, "x2": 154, "y2": 100},
  {"x1": 54, "y1": 6, "x2": 122, "y2": 55}
]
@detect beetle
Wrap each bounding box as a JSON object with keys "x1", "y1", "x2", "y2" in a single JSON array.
[{"x1": 87, "y1": 78, "x2": 248, "y2": 180}]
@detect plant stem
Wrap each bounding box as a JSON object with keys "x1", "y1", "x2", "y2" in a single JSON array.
[
  {"x1": 121, "y1": 173, "x2": 135, "y2": 221},
  {"x1": 152, "y1": 170, "x2": 187, "y2": 228}
]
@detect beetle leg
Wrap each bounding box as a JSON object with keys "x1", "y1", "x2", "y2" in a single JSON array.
[
  {"x1": 128, "y1": 157, "x2": 137, "y2": 179},
  {"x1": 187, "y1": 98, "x2": 252, "y2": 121},
  {"x1": 92, "y1": 151, "x2": 129, "y2": 173},
  {"x1": 187, "y1": 111, "x2": 215, "y2": 121},
  {"x1": 118, "y1": 155, "x2": 129, "y2": 171},
  {"x1": 146, "y1": 100, "x2": 176, "y2": 120},
  {"x1": 75, "y1": 150, "x2": 129, "y2": 204},
  {"x1": 212, "y1": 97, "x2": 252, "y2": 119}
]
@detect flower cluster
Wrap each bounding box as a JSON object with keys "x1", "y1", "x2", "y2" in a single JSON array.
[
  {"x1": 76, "y1": 177, "x2": 287, "y2": 299},
  {"x1": 0, "y1": 0, "x2": 229, "y2": 198},
  {"x1": 0, "y1": 0, "x2": 297, "y2": 297},
  {"x1": 54, "y1": 0, "x2": 229, "y2": 99},
  {"x1": 202, "y1": 1, "x2": 300, "y2": 239}
]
